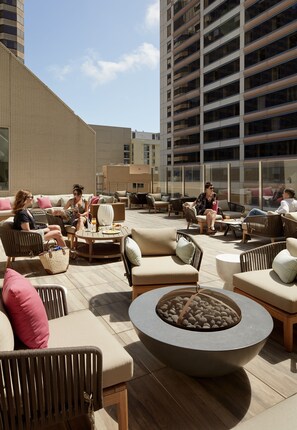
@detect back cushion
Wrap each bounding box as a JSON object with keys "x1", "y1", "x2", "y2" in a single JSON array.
[
  {"x1": 0, "y1": 310, "x2": 14, "y2": 351},
  {"x1": 132, "y1": 227, "x2": 177, "y2": 256},
  {"x1": 149, "y1": 193, "x2": 162, "y2": 201},
  {"x1": 48, "y1": 195, "x2": 63, "y2": 207},
  {"x1": 219, "y1": 200, "x2": 229, "y2": 211},
  {"x1": 287, "y1": 238, "x2": 297, "y2": 257},
  {"x1": 2, "y1": 269, "x2": 49, "y2": 349}
]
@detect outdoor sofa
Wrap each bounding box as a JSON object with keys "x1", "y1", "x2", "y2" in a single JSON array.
[
  {"x1": 0, "y1": 274, "x2": 133, "y2": 429},
  {"x1": 233, "y1": 238, "x2": 297, "y2": 351}
]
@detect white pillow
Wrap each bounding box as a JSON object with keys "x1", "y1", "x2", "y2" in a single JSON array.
[
  {"x1": 176, "y1": 236, "x2": 195, "y2": 264},
  {"x1": 272, "y1": 249, "x2": 297, "y2": 283},
  {"x1": 125, "y1": 237, "x2": 142, "y2": 266}
]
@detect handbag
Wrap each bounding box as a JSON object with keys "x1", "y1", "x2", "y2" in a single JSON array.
[{"x1": 39, "y1": 246, "x2": 70, "y2": 274}]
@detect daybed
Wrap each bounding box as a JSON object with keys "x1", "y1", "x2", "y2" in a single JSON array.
[
  {"x1": 233, "y1": 238, "x2": 297, "y2": 351},
  {"x1": 122, "y1": 227, "x2": 203, "y2": 300},
  {"x1": 0, "y1": 276, "x2": 133, "y2": 429}
]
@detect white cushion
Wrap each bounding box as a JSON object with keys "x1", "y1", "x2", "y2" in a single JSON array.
[
  {"x1": 125, "y1": 237, "x2": 142, "y2": 266},
  {"x1": 176, "y1": 236, "x2": 195, "y2": 264},
  {"x1": 0, "y1": 310, "x2": 14, "y2": 351},
  {"x1": 287, "y1": 238, "x2": 297, "y2": 257},
  {"x1": 272, "y1": 249, "x2": 297, "y2": 283}
]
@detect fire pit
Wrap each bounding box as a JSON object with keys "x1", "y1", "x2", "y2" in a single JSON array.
[
  {"x1": 156, "y1": 287, "x2": 241, "y2": 331},
  {"x1": 129, "y1": 286, "x2": 273, "y2": 377}
]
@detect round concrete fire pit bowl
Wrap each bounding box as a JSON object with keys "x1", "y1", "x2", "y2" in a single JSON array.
[{"x1": 129, "y1": 286, "x2": 273, "y2": 377}]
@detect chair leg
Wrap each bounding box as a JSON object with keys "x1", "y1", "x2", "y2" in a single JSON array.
[
  {"x1": 103, "y1": 383, "x2": 128, "y2": 430},
  {"x1": 283, "y1": 318, "x2": 294, "y2": 352},
  {"x1": 6, "y1": 256, "x2": 12, "y2": 268}
]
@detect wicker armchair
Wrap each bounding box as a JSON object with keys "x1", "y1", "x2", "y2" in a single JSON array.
[
  {"x1": 242, "y1": 214, "x2": 284, "y2": 242},
  {"x1": 0, "y1": 221, "x2": 45, "y2": 268},
  {"x1": 122, "y1": 229, "x2": 203, "y2": 300},
  {"x1": 218, "y1": 201, "x2": 245, "y2": 219},
  {"x1": 183, "y1": 206, "x2": 223, "y2": 233},
  {"x1": 0, "y1": 284, "x2": 133, "y2": 429},
  {"x1": 283, "y1": 215, "x2": 297, "y2": 239},
  {"x1": 168, "y1": 197, "x2": 196, "y2": 217}
]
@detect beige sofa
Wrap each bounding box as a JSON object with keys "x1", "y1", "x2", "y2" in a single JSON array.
[
  {"x1": 0, "y1": 283, "x2": 133, "y2": 429},
  {"x1": 233, "y1": 238, "x2": 297, "y2": 351},
  {"x1": 0, "y1": 194, "x2": 94, "y2": 222}
]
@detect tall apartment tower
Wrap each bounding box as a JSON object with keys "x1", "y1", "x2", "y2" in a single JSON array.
[
  {"x1": 0, "y1": 0, "x2": 24, "y2": 62},
  {"x1": 160, "y1": 0, "x2": 297, "y2": 170}
]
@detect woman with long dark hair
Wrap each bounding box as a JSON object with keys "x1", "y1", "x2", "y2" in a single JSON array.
[{"x1": 64, "y1": 184, "x2": 89, "y2": 231}]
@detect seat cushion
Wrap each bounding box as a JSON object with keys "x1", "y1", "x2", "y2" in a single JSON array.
[
  {"x1": 48, "y1": 310, "x2": 133, "y2": 389},
  {"x1": 223, "y1": 211, "x2": 242, "y2": 219},
  {"x1": 197, "y1": 214, "x2": 223, "y2": 221},
  {"x1": 132, "y1": 228, "x2": 177, "y2": 256},
  {"x1": 233, "y1": 270, "x2": 297, "y2": 314},
  {"x1": 131, "y1": 255, "x2": 199, "y2": 286},
  {"x1": 0, "y1": 310, "x2": 14, "y2": 351}
]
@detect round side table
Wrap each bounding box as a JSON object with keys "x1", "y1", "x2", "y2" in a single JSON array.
[{"x1": 216, "y1": 253, "x2": 241, "y2": 290}]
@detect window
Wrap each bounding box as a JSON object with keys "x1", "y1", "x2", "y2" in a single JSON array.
[
  {"x1": 204, "y1": 14, "x2": 240, "y2": 47},
  {"x1": 245, "y1": 58, "x2": 297, "y2": 90},
  {"x1": 204, "y1": 103, "x2": 239, "y2": 123},
  {"x1": 204, "y1": 0, "x2": 240, "y2": 28},
  {"x1": 204, "y1": 124, "x2": 239, "y2": 142},
  {"x1": 0, "y1": 128, "x2": 9, "y2": 190},
  {"x1": 204, "y1": 146, "x2": 239, "y2": 161},
  {"x1": 204, "y1": 80, "x2": 239, "y2": 104},
  {"x1": 245, "y1": 0, "x2": 282, "y2": 22},
  {"x1": 244, "y1": 85, "x2": 297, "y2": 113},
  {"x1": 245, "y1": 5, "x2": 297, "y2": 45},
  {"x1": 245, "y1": 139, "x2": 297, "y2": 158},
  {"x1": 204, "y1": 37, "x2": 239, "y2": 66},
  {"x1": 245, "y1": 111, "x2": 297, "y2": 136},
  {"x1": 204, "y1": 58, "x2": 239, "y2": 85}
]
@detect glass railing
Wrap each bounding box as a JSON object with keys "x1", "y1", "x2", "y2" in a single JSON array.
[{"x1": 100, "y1": 159, "x2": 297, "y2": 210}]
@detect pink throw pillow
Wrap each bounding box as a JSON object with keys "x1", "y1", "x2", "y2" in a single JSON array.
[
  {"x1": 37, "y1": 196, "x2": 52, "y2": 209},
  {"x1": 91, "y1": 196, "x2": 99, "y2": 205},
  {"x1": 2, "y1": 269, "x2": 49, "y2": 349},
  {"x1": 0, "y1": 198, "x2": 12, "y2": 210}
]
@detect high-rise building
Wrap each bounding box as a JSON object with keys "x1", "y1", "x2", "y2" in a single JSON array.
[
  {"x1": 160, "y1": 0, "x2": 297, "y2": 169},
  {"x1": 0, "y1": 0, "x2": 24, "y2": 62}
]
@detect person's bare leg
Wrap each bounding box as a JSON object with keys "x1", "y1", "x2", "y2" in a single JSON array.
[{"x1": 44, "y1": 230, "x2": 66, "y2": 247}]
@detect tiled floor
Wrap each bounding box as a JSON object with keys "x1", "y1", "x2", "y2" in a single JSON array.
[{"x1": 0, "y1": 208, "x2": 296, "y2": 429}]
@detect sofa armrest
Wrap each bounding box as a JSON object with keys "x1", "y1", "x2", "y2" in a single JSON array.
[
  {"x1": 228, "y1": 202, "x2": 245, "y2": 213},
  {"x1": 240, "y1": 241, "x2": 286, "y2": 272},
  {"x1": 35, "y1": 284, "x2": 68, "y2": 319},
  {"x1": 0, "y1": 346, "x2": 103, "y2": 428}
]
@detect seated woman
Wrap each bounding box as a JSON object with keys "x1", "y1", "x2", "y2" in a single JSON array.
[
  {"x1": 245, "y1": 187, "x2": 297, "y2": 219},
  {"x1": 64, "y1": 184, "x2": 90, "y2": 231},
  {"x1": 13, "y1": 189, "x2": 66, "y2": 247},
  {"x1": 192, "y1": 182, "x2": 218, "y2": 234}
]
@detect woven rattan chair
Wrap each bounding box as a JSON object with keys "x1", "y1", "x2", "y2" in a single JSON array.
[
  {"x1": 233, "y1": 241, "x2": 297, "y2": 351},
  {"x1": 242, "y1": 214, "x2": 284, "y2": 242},
  {"x1": 283, "y1": 215, "x2": 297, "y2": 239},
  {"x1": 0, "y1": 284, "x2": 133, "y2": 429},
  {"x1": 183, "y1": 206, "x2": 223, "y2": 233},
  {"x1": 0, "y1": 221, "x2": 45, "y2": 268},
  {"x1": 122, "y1": 229, "x2": 203, "y2": 300}
]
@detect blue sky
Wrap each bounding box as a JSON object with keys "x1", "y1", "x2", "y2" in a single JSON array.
[{"x1": 24, "y1": 0, "x2": 160, "y2": 132}]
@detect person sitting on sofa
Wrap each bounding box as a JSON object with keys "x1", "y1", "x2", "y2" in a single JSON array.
[
  {"x1": 245, "y1": 187, "x2": 297, "y2": 219},
  {"x1": 13, "y1": 189, "x2": 66, "y2": 247},
  {"x1": 63, "y1": 184, "x2": 90, "y2": 231},
  {"x1": 192, "y1": 181, "x2": 218, "y2": 234}
]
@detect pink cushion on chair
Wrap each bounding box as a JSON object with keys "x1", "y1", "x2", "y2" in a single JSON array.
[
  {"x1": 91, "y1": 196, "x2": 99, "y2": 205},
  {"x1": 2, "y1": 269, "x2": 49, "y2": 349},
  {"x1": 0, "y1": 198, "x2": 11, "y2": 210},
  {"x1": 37, "y1": 196, "x2": 52, "y2": 209}
]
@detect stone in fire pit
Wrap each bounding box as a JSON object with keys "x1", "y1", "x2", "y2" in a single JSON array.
[{"x1": 156, "y1": 287, "x2": 241, "y2": 331}]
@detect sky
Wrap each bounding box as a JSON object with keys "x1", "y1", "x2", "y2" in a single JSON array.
[{"x1": 24, "y1": 0, "x2": 160, "y2": 132}]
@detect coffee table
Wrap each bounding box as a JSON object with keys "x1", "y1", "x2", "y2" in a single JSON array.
[
  {"x1": 218, "y1": 219, "x2": 243, "y2": 238},
  {"x1": 75, "y1": 227, "x2": 128, "y2": 262},
  {"x1": 129, "y1": 286, "x2": 273, "y2": 377}
]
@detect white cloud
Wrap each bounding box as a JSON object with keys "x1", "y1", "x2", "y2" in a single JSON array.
[
  {"x1": 81, "y1": 43, "x2": 159, "y2": 85},
  {"x1": 145, "y1": 0, "x2": 160, "y2": 29},
  {"x1": 48, "y1": 64, "x2": 72, "y2": 81}
]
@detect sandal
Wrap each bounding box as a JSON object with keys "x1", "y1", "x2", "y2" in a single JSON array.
[{"x1": 207, "y1": 228, "x2": 216, "y2": 235}]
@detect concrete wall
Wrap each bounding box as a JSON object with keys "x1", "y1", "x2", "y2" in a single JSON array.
[
  {"x1": 0, "y1": 43, "x2": 96, "y2": 196},
  {"x1": 89, "y1": 124, "x2": 131, "y2": 176}
]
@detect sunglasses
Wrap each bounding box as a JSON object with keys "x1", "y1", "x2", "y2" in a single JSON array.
[{"x1": 27, "y1": 195, "x2": 34, "y2": 199}]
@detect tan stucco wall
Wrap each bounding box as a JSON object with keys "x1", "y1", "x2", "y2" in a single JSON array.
[
  {"x1": 89, "y1": 124, "x2": 131, "y2": 177},
  {"x1": 102, "y1": 165, "x2": 151, "y2": 193},
  {"x1": 0, "y1": 43, "x2": 96, "y2": 196}
]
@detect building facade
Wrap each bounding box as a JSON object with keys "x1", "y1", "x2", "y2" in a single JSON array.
[
  {"x1": 0, "y1": 0, "x2": 24, "y2": 62},
  {"x1": 160, "y1": 0, "x2": 297, "y2": 170},
  {"x1": 131, "y1": 131, "x2": 160, "y2": 168}
]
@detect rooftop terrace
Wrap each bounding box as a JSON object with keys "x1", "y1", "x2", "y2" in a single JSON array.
[{"x1": 0, "y1": 208, "x2": 296, "y2": 430}]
